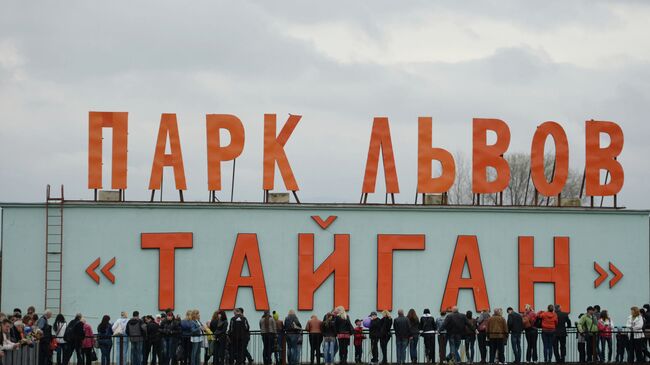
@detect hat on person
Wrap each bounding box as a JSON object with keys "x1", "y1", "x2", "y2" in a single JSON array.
[{"x1": 370, "y1": 311, "x2": 377, "y2": 317}]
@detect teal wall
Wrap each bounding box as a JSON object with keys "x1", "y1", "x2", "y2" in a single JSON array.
[{"x1": 1, "y1": 203, "x2": 648, "y2": 327}]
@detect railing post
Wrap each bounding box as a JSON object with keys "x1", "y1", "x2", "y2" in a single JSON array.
[{"x1": 119, "y1": 335, "x2": 124, "y2": 365}]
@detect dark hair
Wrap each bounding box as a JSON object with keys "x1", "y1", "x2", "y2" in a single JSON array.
[
  {"x1": 466, "y1": 311, "x2": 473, "y2": 319},
  {"x1": 594, "y1": 305, "x2": 601, "y2": 311},
  {"x1": 587, "y1": 306, "x2": 594, "y2": 312},
  {"x1": 506, "y1": 307, "x2": 513, "y2": 312},
  {"x1": 406, "y1": 309, "x2": 418, "y2": 324},
  {"x1": 600, "y1": 310, "x2": 609, "y2": 320},
  {"x1": 423, "y1": 308, "x2": 430, "y2": 315},
  {"x1": 13, "y1": 308, "x2": 21, "y2": 314},
  {"x1": 98, "y1": 315, "x2": 111, "y2": 332},
  {"x1": 2, "y1": 319, "x2": 11, "y2": 325},
  {"x1": 133, "y1": 311, "x2": 139, "y2": 317},
  {"x1": 547, "y1": 305, "x2": 554, "y2": 312},
  {"x1": 54, "y1": 314, "x2": 66, "y2": 329}
]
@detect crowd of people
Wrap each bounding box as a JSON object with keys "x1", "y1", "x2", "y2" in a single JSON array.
[{"x1": 2, "y1": 303, "x2": 650, "y2": 365}]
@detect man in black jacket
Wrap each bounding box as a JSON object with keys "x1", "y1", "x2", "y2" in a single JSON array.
[
  {"x1": 368, "y1": 312, "x2": 381, "y2": 365},
  {"x1": 160, "y1": 310, "x2": 181, "y2": 365},
  {"x1": 144, "y1": 316, "x2": 162, "y2": 365},
  {"x1": 507, "y1": 307, "x2": 523, "y2": 364},
  {"x1": 419, "y1": 309, "x2": 436, "y2": 363},
  {"x1": 553, "y1": 305, "x2": 571, "y2": 363},
  {"x1": 392, "y1": 310, "x2": 410, "y2": 365},
  {"x1": 62, "y1": 313, "x2": 84, "y2": 365},
  {"x1": 229, "y1": 308, "x2": 250, "y2": 365},
  {"x1": 441, "y1": 307, "x2": 467, "y2": 363},
  {"x1": 379, "y1": 312, "x2": 393, "y2": 365}
]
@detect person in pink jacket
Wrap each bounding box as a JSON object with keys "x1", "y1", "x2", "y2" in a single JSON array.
[{"x1": 80, "y1": 318, "x2": 95, "y2": 365}]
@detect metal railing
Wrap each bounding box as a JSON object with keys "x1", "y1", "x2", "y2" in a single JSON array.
[{"x1": 5, "y1": 328, "x2": 648, "y2": 364}]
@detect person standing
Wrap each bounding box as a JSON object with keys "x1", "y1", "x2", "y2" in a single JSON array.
[
  {"x1": 161, "y1": 310, "x2": 181, "y2": 365},
  {"x1": 305, "y1": 314, "x2": 323, "y2": 365},
  {"x1": 210, "y1": 310, "x2": 228, "y2": 365},
  {"x1": 476, "y1": 309, "x2": 490, "y2": 364},
  {"x1": 80, "y1": 318, "x2": 95, "y2": 365},
  {"x1": 392, "y1": 309, "x2": 409, "y2": 365},
  {"x1": 260, "y1": 311, "x2": 277, "y2": 365},
  {"x1": 463, "y1": 311, "x2": 477, "y2": 364},
  {"x1": 112, "y1": 312, "x2": 130, "y2": 365},
  {"x1": 506, "y1": 307, "x2": 523, "y2": 364},
  {"x1": 353, "y1": 319, "x2": 366, "y2": 364},
  {"x1": 597, "y1": 310, "x2": 613, "y2": 362},
  {"x1": 553, "y1": 304, "x2": 571, "y2": 363},
  {"x1": 368, "y1": 312, "x2": 381, "y2": 365},
  {"x1": 284, "y1": 310, "x2": 303, "y2": 365},
  {"x1": 127, "y1": 311, "x2": 147, "y2": 365},
  {"x1": 379, "y1": 311, "x2": 392, "y2": 365},
  {"x1": 441, "y1": 306, "x2": 467, "y2": 363},
  {"x1": 538, "y1": 305, "x2": 558, "y2": 363},
  {"x1": 577, "y1": 306, "x2": 598, "y2": 363},
  {"x1": 522, "y1": 305, "x2": 538, "y2": 363},
  {"x1": 486, "y1": 308, "x2": 507, "y2": 364},
  {"x1": 144, "y1": 315, "x2": 163, "y2": 365},
  {"x1": 229, "y1": 309, "x2": 250, "y2": 365},
  {"x1": 418, "y1": 309, "x2": 436, "y2": 364},
  {"x1": 436, "y1": 311, "x2": 448, "y2": 364},
  {"x1": 37, "y1": 312, "x2": 54, "y2": 365},
  {"x1": 321, "y1": 313, "x2": 337, "y2": 365},
  {"x1": 273, "y1": 312, "x2": 284, "y2": 365},
  {"x1": 334, "y1": 307, "x2": 353, "y2": 365},
  {"x1": 189, "y1": 311, "x2": 204, "y2": 365},
  {"x1": 627, "y1": 306, "x2": 645, "y2": 363},
  {"x1": 97, "y1": 315, "x2": 113, "y2": 365},
  {"x1": 62, "y1": 313, "x2": 84, "y2": 365},
  {"x1": 53, "y1": 315, "x2": 67, "y2": 365},
  {"x1": 405, "y1": 310, "x2": 419, "y2": 364}
]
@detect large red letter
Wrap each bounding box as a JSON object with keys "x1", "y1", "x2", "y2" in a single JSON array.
[
  {"x1": 417, "y1": 117, "x2": 456, "y2": 193},
  {"x1": 263, "y1": 114, "x2": 301, "y2": 191},
  {"x1": 206, "y1": 114, "x2": 245, "y2": 191},
  {"x1": 472, "y1": 118, "x2": 511, "y2": 193},
  {"x1": 298, "y1": 233, "x2": 350, "y2": 310},
  {"x1": 148, "y1": 114, "x2": 187, "y2": 190},
  {"x1": 88, "y1": 111, "x2": 128, "y2": 189},
  {"x1": 518, "y1": 236, "x2": 570, "y2": 312},
  {"x1": 220, "y1": 234, "x2": 269, "y2": 310},
  {"x1": 585, "y1": 120, "x2": 624, "y2": 196},
  {"x1": 530, "y1": 122, "x2": 569, "y2": 196},
  {"x1": 362, "y1": 117, "x2": 400, "y2": 194},
  {"x1": 141, "y1": 233, "x2": 193, "y2": 310},
  {"x1": 441, "y1": 235, "x2": 490, "y2": 312},
  {"x1": 377, "y1": 234, "x2": 425, "y2": 310}
]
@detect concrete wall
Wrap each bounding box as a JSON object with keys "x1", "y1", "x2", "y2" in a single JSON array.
[{"x1": 1, "y1": 203, "x2": 648, "y2": 327}]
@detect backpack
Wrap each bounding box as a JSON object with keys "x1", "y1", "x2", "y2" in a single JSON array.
[{"x1": 63, "y1": 320, "x2": 79, "y2": 343}]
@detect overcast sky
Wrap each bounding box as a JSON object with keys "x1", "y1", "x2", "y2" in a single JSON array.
[{"x1": 1, "y1": 1, "x2": 648, "y2": 208}]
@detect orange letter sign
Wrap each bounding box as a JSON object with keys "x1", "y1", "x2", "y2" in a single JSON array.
[
  {"x1": 88, "y1": 111, "x2": 128, "y2": 189},
  {"x1": 149, "y1": 114, "x2": 187, "y2": 190},
  {"x1": 441, "y1": 235, "x2": 490, "y2": 312},
  {"x1": 417, "y1": 117, "x2": 455, "y2": 193},
  {"x1": 298, "y1": 233, "x2": 350, "y2": 310},
  {"x1": 530, "y1": 122, "x2": 569, "y2": 196},
  {"x1": 141, "y1": 233, "x2": 193, "y2": 310},
  {"x1": 585, "y1": 120, "x2": 624, "y2": 196},
  {"x1": 206, "y1": 114, "x2": 245, "y2": 191},
  {"x1": 362, "y1": 117, "x2": 400, "y2": 194},
  {"x1": 472, "y1": 118, "x2": 511, "y2": 193},
  {"x1": 518, "y1": 236, "x2": 570, "y2": 312},
  {"x1": 220, "y1": 234, "x2": 269, "y2": 310},
  {"x1": 263, "y1": 114, "x2": 301, "y2": 191},
  {"x1": 377, "y1": 234, "x2": 425, "y2": 310}
]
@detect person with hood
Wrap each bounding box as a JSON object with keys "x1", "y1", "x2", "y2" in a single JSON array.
[
  {"x1": 392, "y1": 309, "x2": 409, "y2": 365},
  {"x1": 418, "y1": 309, "x2": 436, "y2": 364},
  {"x1": 476, "y1": 309, "x2": 490, "y2": 364},
  {"x1": 284, "y1": 310, "x2": 302, "y2": 365},
  {"x1": 126, "y1": 311, "x2": 147, "y2": 365},
  {"x1": 97, "y1": 315, "x2": 113, "y2": 365},
  {"x1": 553, "y1": 304, "x2": 571, "y2": 363},
  {"x1": 435, "y1": 310, "x2": 447, "y2": 364},
  {"x1": 463, "y1": 311, "x2": 477, "y2": 364},
  {"x1": 144, "y1": 315, "x2": 162, "y2": 365},
  {"x1": 112, "y1": 311, "x2": 130, "y2": 365},
  {"x1": 522, "y1": 304, "x2": 539, "y2": 363},
  {"x1": 305, "y1": 314, "x2": 323, "y2": 365},
  {"x1": 368, "y1": 312, "x2": 381, "y2": 365},
  {"x1": 507, "y1": 307, "x2": 523, "y2": 364},
  {"x1": 229, "y1": 309, "x2": 250, "y2": 365},
  {"x1": 80, "y1": 318, "x2": 95, "y2": 365},
  {"x1": 537, "y1": 304, "x2": 558, "y2": 363},
  {"x1": 260, "y1": 311, "x2": 277, "y2": 365},
  {"x1": 321, "y1": 312, "x2": 338, "y2": 365},
  {"x1": 441, "y1": 306, "x2": 467, "y2": 363},
  {"x1": 378, "y1": 311, "x2": 392, "y2": 365},
  {"x1": 486, "y1": 308, "x2": 507, "y2": 364},
  {"x1": 406, "y1": 309, "x2": 419, "y2": 364},
  {"x1": 160, "y1": 310, "x2": 181, "y2": 365},
  {"x1": 210, "y1": 310, "x2": 228, "y2": 365},
  {"x1": 334, "y1": 306, "x2": 354, "y2": 365}
]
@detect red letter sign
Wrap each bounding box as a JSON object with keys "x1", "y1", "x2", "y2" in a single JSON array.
[
  {"x1": 149, "y1": 114, "x2": 187, "y2": 190},
  {"x1": 441, "y1": 235, "x2": 490, "y2": 312},
  {"x1": 141, "y1": 233, "x2": 193, "y2": 310},
  {"x1": 417, "y1": 117, "x2": 456, "y2": 193},
  {"x1": 362, "y1": 117, "x2": 400, "y2": 194},
  {"x1": 585, "y1": 120, "x2": 624, "y2": 196},
  {"x1": 206, "y1": 114, "x2": 245, "y2": 191},
  {"x1": 472, "y1": 118, "x2": 511, "y2": 193},
  {"x1": 377, "y1": 234, "x2": 425, "y2": 310},
  {"x1": 263, "y1": 114, "x2": 301, "y2": 191},
  {"x1": 220, "y1": 234, "x2": 269, "y2": 310},
  {"x1": 518, "y1": 236, "x2": 570, "y2": 312},
  {"x1": 530, "y1": 122, "x2": 569, "y2": 196},
  {"x1": 298, "y1": 233, "x2": 350, "y2": 310},
  {"x1": 88, "y1": 111, "x2": 128, "y2": 189}
]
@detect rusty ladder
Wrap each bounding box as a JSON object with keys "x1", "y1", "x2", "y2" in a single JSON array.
[{"x1": 45, "y1": 185, "x2": 64, "y2": 313}]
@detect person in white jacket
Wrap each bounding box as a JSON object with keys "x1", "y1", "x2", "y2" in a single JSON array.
[
  {"x1": 112, "y1": 311, "x2": 130, "y2": 365},
  {"x1": 626, "y1": 306, "x2": 645, "y2": 362}
]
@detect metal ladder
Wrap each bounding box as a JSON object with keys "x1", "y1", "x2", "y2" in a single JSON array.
[{"x1": 45, "y1": 185, "x2": 64, "y2": 313}]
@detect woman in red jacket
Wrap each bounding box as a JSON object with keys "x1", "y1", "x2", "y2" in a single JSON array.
[
  {"x1": 537, "y1": 305, "x2": 558, "y2": 363},
  {"x1": 80, "y1": 318, "x2": 95, "y2": 365}
]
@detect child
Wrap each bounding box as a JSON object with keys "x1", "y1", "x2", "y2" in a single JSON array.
[{"x1": 353, "y1": 319, "x2": 366, "y2": 364}]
